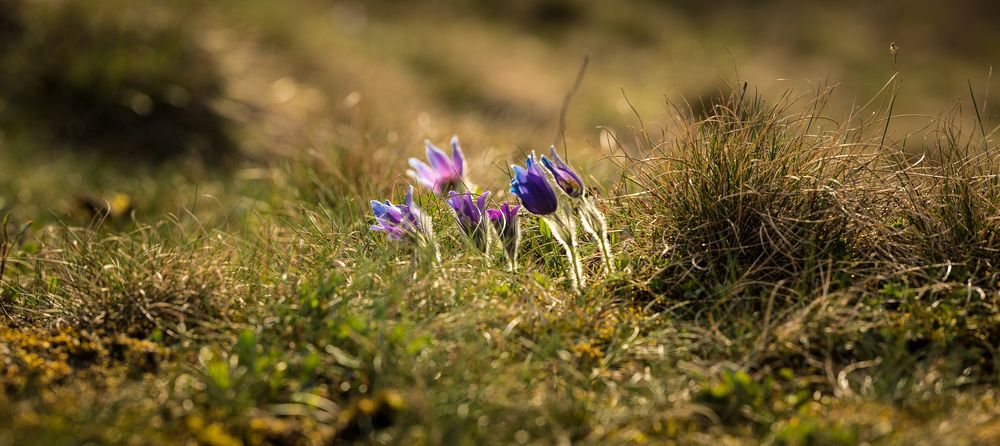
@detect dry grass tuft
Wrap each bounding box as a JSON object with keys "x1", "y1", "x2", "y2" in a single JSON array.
[{"x1": 6, "y1": 223, "x2": 241, "y2": 338}]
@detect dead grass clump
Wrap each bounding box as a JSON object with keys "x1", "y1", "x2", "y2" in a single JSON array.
[
  {"x1": 10, "y1": 223, "x2": 241, "y2": 338},
  {"x1": 622, "y1": 86, "x2": 877, "y2": 304},
  {"x1": 613, "y1": 83, "x2": 1000, "y2": 411},
  {"x1": 889, "y1": 126, "x2": 1000, "y2": 279}
]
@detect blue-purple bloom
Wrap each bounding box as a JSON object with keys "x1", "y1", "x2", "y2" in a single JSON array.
[
  {"x1": 370, "y1": 185, "x2": 426, "y2": 241},
  {"x1": 487, "y1": 202, "x2": 521, "y2": 268},
  {"x1": 540, "y1": 146, "x2": 585, "y2": 198},
  {"x1": 542, "y1": 146, "x2": 615, "y2": 274},
  {"x1": 408, "y1": 135, "x2": 466, "y2": 195},
  {"x1": 447, "y1": 191, "x2": 491, "y2": 252},
  {"x1": 510, "y1": 153, "x2": 559, "y2": 215}
]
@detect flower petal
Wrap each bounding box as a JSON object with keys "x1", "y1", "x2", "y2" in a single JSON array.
[
  {"x1": 371, "y1": 199, "x2": 389, "y2": 217},
  {"x1": 446, "y1": 191, "x2": 461, "y2": 210},
  {"x1": 405, "y1": 185, "x2": 415, "y2": 208},
  {"x1": 450, "y1": 135, "x2": 465, "y2": 177},
  {"x1": 541, "y1": 146, "x2": 585, "y2": 198},
  {"x1": 425, "y1": 140, "x2": 455, "y2": 177},
  {"x1": 511, "y1": 165, "x2": 528, "y2": 184},
  {"x1": 407, "y1": 158, "x2": 438, "y2": 191},
  {"x1": 477, "y1": 191, "x2": 490, "y2": 211}
]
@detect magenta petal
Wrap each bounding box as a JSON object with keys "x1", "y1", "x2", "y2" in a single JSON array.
[
  {"x1": 450, "y1": 135, "x2": 465, "y2": 177},
  {"x1": 409, "y1": 158, "x2": 435, "y2": 178},
  {"x1": 425, "y1": 141, "x2": 454, "y2": 177},
  {"x1": 408, "y1": 159, "x2": 438, "y2": 190}
]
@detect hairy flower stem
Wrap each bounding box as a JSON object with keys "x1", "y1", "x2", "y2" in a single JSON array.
[
  {"x1": 579, "y1": 197, "x2": 614, "y2": 274},
  {"x1": 545, "y1": 207, "x2": 584, "y2": 292},
  {"x1": 428, "y1": 238, "x2": 443, "y2": 267},
  {"x1": 409, "y1": 236, "x2": 439, "y2": 267},
  {"x1": 498, "y1": 225, "x2": 519, "y2": 273},
  {"x1": 500, "y1": 245, "x2": 517, "y2": 273},
  {"x1": 458, "y1": 227, "x2": 491, "y2": 261},
  {"x1": 412, "y1": 213, "x2": 442, "y2": 268}
]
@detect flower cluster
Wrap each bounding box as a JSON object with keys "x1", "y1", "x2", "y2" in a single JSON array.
[
  {"x1": 369, "y1": 135, "x2": 613, "y2": 289},
  {"x1": 509, "y1": 147, "x2": 615, "y2": 290},
  {"x1": 542, "y1": 147, "x2": 615, "y2": 276}
]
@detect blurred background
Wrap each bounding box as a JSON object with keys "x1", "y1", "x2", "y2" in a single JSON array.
[{"x1": 1, "y1": 0, "x2": 998, "y2": 221}]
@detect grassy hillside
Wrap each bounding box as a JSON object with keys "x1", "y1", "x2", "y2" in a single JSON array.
[{"x1": 1, "y1": 1, "x2": 999, "y2": 445}]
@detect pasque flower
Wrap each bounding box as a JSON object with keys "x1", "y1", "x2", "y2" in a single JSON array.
[
  {"x1": 540, "y1": 146, "x2": 616, "y2": 274},
  {"x1": 509, "y1": 153, "x2": 558, "y2": 216},
  {"x1": 371, "y1": 186, "x2": 419, "y2": 240},
  {"x1": 447, "y1": 191, "x2": 491, "y2": 253},
  {"x1": 487, "y1": 202, "x2": 521, "y2": 270},
  {"x1": 540, "y1": 146, "x2": 585, "y2": 198},
  {"x1": 408, "y1": 135, "x2": 467, "y2": 195},
  {"x1": 511, "y1": 152, "x2": 584, "y2": 290},
  {"x1": 370, "y1": 186, "x2": 440, "y2": 261}
]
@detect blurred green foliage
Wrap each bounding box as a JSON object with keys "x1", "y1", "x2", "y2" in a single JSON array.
[{"x1": 0, "y1": 0, "x2": 233, "y2": 164}]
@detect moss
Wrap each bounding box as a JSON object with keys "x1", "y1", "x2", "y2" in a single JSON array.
[
  {"x1": 186, "y1": 416, "x2": 242, "y2": 446},
  {"x1": 0, "y1": 325, "x2": 165, "y2": 394},
  {"x1": 335, "y1": 389, "x2": 406, "y2": 441}
]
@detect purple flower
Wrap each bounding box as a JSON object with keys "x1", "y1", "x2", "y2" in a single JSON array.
[
  {"x1": 510, "y1": 153, "x2": 558, "y2": 215},
  {"x1": 447, "y1": 191, "x2": 491, "y2": 252},
  {"x1": 370, "y1": 186, "x2": 426, "y2": 241},
  {"x1": 540, "y1": 146, "x2": 585, "y2": 198},
  {"x1": 487, "y1": 202, "x2": 521, "y2": 266},
  {"x1": 408, "y1": 135, "x2": 466, "y2": 195}
]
